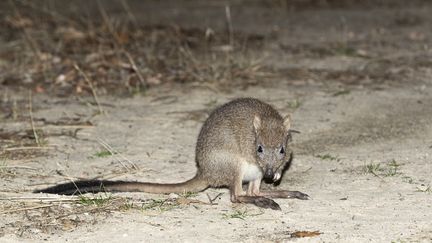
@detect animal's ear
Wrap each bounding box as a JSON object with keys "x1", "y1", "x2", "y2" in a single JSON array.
[
  {"x1": 253, "y1": 115, "x2": 261, "y2": 132},
  {"x1": 283, "y1": 114, "x2": 291, "y2": 131}
]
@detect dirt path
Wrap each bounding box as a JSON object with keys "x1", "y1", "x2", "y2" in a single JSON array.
[{"x1": 1, "y1": 1, "x2": 432, "y2": 242}]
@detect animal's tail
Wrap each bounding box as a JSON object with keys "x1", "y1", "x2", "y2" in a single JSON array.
[{"x1": 34, "y1": 175, "x2": 209, "y2": 195}]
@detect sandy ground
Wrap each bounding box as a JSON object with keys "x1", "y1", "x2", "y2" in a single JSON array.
[{"x1": 1, "y1": 1, "x2": 432, "y2": 242}]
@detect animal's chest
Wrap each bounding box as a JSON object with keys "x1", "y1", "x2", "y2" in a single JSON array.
[{"x1": 241, "y1": 163, "x2": 263, "y2": 182}]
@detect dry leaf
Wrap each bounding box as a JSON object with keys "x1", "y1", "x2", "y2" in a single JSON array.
[
  {"x1": 116, "y1": 32, "x2": 130, "y2": 44},
  {"x1": 291, "y1": 231, "x2": 321, "y2": 238},
  {"x1": 35, "y1": 85, "x2": 45, "y2": 93},
  {"x1": 75, "y1": 85, "x2": 83, "y2": 93},
  {"x1": 56, "y1": 27, "x2": 86, "y2": 41},
  {"x1": 176, "y1": 198, "x2": 208, "y2": 205},
  {"x1": 5, "y1": 15, "x2": 33, "y2": 28},
  {"x1": 147, "y1": 74, "x2": 163, "y2": 85},
  {"x1": 408, "y1": 31, "x2": 425, "y2": 41}
]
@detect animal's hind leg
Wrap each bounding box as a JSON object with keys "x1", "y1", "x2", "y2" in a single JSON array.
[
  {"x1": 230, "y1": 174, "x2": 281, "y2": 210},
  {"x1": 229, "y1": 170, "x2": 245, "y2": 202},
  {"x1": 247, "y1": 179, "x2": 261, "y2": 196},
  {"x1": 233, "y1": 195, "x2": 281, "y2": 210}
]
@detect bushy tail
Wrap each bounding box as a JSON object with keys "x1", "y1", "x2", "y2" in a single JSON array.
[{"x1": 34, "y1": 175, "x2": 208, "y2": 195}]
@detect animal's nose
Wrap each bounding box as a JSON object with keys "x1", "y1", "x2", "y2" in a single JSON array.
[{"x1": 264, "y1": 167, "x2": 274, "y2": 180}]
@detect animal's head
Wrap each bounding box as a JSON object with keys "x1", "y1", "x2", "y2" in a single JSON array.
[{"x1": 253, "y1": 114, "x2": 295, "y2": 182}]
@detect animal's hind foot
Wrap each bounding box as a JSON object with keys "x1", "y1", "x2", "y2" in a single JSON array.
[
  {"x1": 259, "y1": 190, "x2": 310, "y2": 200},
  {"x1": 252, "y1": 196, "x2": 281, "y2": 210},
  {"x1": 233, "y1": 195, "x2": 281, "y2": 210}
]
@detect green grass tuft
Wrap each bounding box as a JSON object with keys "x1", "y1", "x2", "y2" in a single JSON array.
[
  {"x1": 142, "y1": 199, "x2": 179, "y2": 211},
  {"x1": 332, "y1": 89, "x2": 351, "y2": 97},
  {"x1": 315, "y1": 153, "x2": 341, "y2": 161},
  {"x1": 78, "y1": 194, "x2": 112, "y2": 207},
  {"x1": 94, "y1": 150, "x2": 113, "y2": 158},
  {"x1": 181, "y1": 191, "x2": 198, "y2": 198},
  {"x1": 416, "y1": 184, "x2": 431, "y2": 193},
  {"x1": 363, "y1": 159, "x2": 402, "y2": 177},
  {"x1": 222, "y1": 208, "x2": 263, "y2": 220},
  {"x1": 287, "y1": 99, "x2": 301, "y2": 109}
]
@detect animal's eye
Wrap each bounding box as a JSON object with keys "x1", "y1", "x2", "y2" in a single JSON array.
[
  {"x1": 280, "y1": 147, "x2": 285, "y2": 154},
  {"x1": 257, "y1": 145, "x2": 263, "y2": 153}
]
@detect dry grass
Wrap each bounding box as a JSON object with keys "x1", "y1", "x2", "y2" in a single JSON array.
[
  {"x1": 0, "y1": 1, "x2": 271, "y2": 96},
  {"x1": 1, "y1": 1, "x2": 428, "y2": 97},
  {"x1": 0, "y1": 129, "x2": 49, "y2": 161},
  {"x1": 0, "y1": 194, "x2": 210, "y2": 237},
  {"x1": 0, "y1": 195, "x2": 128, "y2": 237}
]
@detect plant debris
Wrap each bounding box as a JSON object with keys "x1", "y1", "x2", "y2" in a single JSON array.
[
  {"x1": 0, "y1": 1, "x2": 271, "y2": 96},
  {"x1": 290, "y1": 230, "x2": 322, "y2": 238}
]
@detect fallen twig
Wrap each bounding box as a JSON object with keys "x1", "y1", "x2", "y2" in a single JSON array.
[
  {"x1": 0, "y1": 165, "x2": 37, "y2": 170},
  {"x1": 124, "y1": 51, "x2": 147, "y2": 88},
  {"x1": 0, "y1": 196, "x2": 79, "y2": 203},
  {"x1": 4, "y1": 146, "x2": 55, "y2": 151},
  {"x1": 28, "y1": 90, "x2": 40, "y2": 146},
  {"x1": 0, "y1": 204, "x2": 54, "y2": 214},
  {"x1": 74, "y1": 64, "x2": 104, "y2": 114},
  {"x1": 206, "y1": 192, "x2": 223, "y2": 205},
  {"x1": 97, "y1": 138, "x2": 139, "y2": 170}
]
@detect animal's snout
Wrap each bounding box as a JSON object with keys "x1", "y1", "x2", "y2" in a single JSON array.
[{"x1": 263, "y1": 167, "x2": 274, "y2": 180}]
